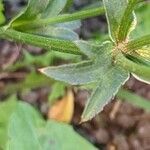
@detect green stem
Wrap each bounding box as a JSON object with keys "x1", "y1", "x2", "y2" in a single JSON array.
[
  {"x1": 116, "y1": 53, "x2": 150, "y2": 79},
  {"x1": 127, "y1": 34, "x2": 150, "y2": 51},
  {"x1": 117, "y1": 89, "x2": 150, "y2": 111},
  {"x1": 12, "y1": 7, "x2": 104, "y2": 29},
  {"x1": 12, "y1": 7, "x2": 104, "y2": 28},
  {"x1": 0, "y1": 28, "x2": 82, "y2": 55}
]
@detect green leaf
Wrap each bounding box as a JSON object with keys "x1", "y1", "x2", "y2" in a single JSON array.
[
  {"x1": 117, "y1": 89, "x2": 150, "y2": 111},
  {"x1": 11, "y1": 0, "x2": 79, "y2": 40},
  {"x1": 0, "y1": 0, "x2": 5, "y2": 25},
  {"x1": 131, "y1": 3, "x2": 150, "y2": 38},
  {"x1": 74, "y1": 40, "x2": 100, "y2": 58},
  {"x1": 40, "y1": 42, "x2": 112, "y2": 85},
  {"x1": 116, "y1": 53, "x2": 150, "y2": 83},
  {"x1": 126, "y1": 53, "x2": 150, "y2": 67},
  {"x1": 42, "y1": 0, "x2": 67, "y2": 18},
  {"x1": 12, "y1": 0, "x2": 80, "y2": 40},
  {"x1": 22, "y1": 19, "x2": 81, "y2": 41},
  {"x1": 8, "y1": 0, "x2": 77, "y2": 31},
  {"x1": 123, "y1": 45, "x2": 150, "y2": 83},
  {"x1": 7, "y1": 103, "x2": 44, "y2": 150},
  {"x1": 128, "y1": 48, "x2": 150, "y2": 84},
  {"x1": 56, "y1": 21, "x2": 81, "y2": 30},
  {"x1": 7, "y1": 102, "x2": 96, "y2": 150},
  {"x1": 9, "y1": 0, "x2": 79, "y2": 41},
  {"x1": 75, "y1": 40, "x2": 112, "y2": 57},
  {"x1": 117, "y1": 0, "x2": 137, "y2": 42},
  {"x1": 27, "y1": 26, "x2": 79, "y2": 40},
  {"x1": 64, "y1": 0, "x2": 73, "y2": 11},
  {"x1": 51, "y1": 51, "x2": 81, "y2": 62},
  {"x1": 40, "y1": 60, "x2": 102, "y2": 85},
  {"x1": 39, "y1": 121, "x2": 96, "y2": 150},
  {"x1": 74, "y1": 40, "x2": 112, "y2": 58},
  {"x1": 81, "y1": 66, "x2": 129, "y2": 122},
  {"x1": 49, "y1": 82, "x2": 66, "y2": 103},
  {"x1": 127, "y1": 34, "x2": 150, "y2": 52},
  {"x1": 35, "y1": 20, "x2": 80, "y2": 40},
  {"x1": 10, "y1": 0, "x2": 49, "y2": 24},
  {"x1": 0, "y1": 96, "x2": 17, "y2": 149},
  {"x1": 126, "y1": 54, "x2": 150, "y2": 83},
  {"x1": 103, "y1": 0, "x2": 136, "y2": 42},
  {"x1": 132, "y1": 74, "x2": 150, "y2": 84}
]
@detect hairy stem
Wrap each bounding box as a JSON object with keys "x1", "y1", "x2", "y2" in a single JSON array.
[
  {"x1": 0, "y1": 27, "x2": 82, "y2": 55},
  {"x1": 116, "y1": 53, "x2": 150, "y2": 79},
  {"x1": 12, "y1": 7, "x2": 104, "y2": 29}
]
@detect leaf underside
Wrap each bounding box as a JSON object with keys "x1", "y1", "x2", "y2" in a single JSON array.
[
  {"x1": 40, "y1": 42, "x2": 113, "y2": 85},
  {"x1": 81, "y1": 66, "x2": 129, "y2": 122}
]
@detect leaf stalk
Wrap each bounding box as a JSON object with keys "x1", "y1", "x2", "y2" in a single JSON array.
[{"x1": 12, "y1": 7, "x2": 105, "y2": 29}]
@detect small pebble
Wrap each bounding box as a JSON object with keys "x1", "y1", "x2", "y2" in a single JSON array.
[
  {"x1": 94, "y1": 128, "x2": 110, "y2": 144},
  {"x1": 116, "y1": 114, "x2": 136, "y2": 129},
  {"x1": 112, "y1": 135, "x2": 129, "y2": 150}
]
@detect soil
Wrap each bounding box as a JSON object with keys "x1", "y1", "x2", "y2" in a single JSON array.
[
  {"x1": 0, "y1": 1, "x2": 150, "y2": 150},
  {"x1": 73, "y1": 78, "x2": 150, "y2": 150}
]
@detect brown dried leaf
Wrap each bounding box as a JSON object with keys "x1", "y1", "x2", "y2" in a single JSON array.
[{"x1": 48, "y1": 90, "x2": 74, "y2": 123}]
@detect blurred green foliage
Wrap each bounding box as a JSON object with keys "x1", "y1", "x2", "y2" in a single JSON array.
[
  {"x1": 0, "y1": 0, "x2": 5, "y2": 25},
  {"x1": 0, "y1": 98, "x2": 96, "y2": 150},
  {"x1": 0, "y1": 1, "x2": 150, "y2": 149},
  {"x1": 131, "y1": 3, "x2": 150, "y2": 38}
]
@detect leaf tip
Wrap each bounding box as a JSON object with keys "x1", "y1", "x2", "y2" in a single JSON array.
[
  {"x1": 80, "y1": 115, "x2": 91, "y2": 124},
  {"x1": 38, "y1": 68, "x2": 45, "y2": 74},
  {"x1": 79, "y1": 119, "x2": 86, "y2": 124}
]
